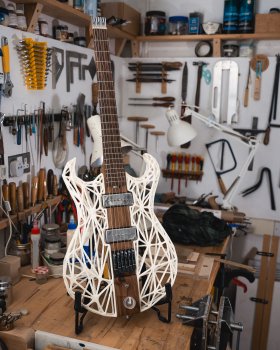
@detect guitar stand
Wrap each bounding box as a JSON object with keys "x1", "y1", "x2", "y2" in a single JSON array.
[
  {"x1": 151, "y1": 283, "x2": 173, "y2": 323},
  {"x1": 74, "y1": 290, "x2": 88, "y2": 335},
  {"x1": 74, "y1": 283, "x2": 173, "y2": 334}
]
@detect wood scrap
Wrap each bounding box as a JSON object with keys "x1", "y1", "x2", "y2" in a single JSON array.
[
  {"x1": 213, "y1": 257, "x2": 256, "y2": 273},
  {"x1": 198, "y1": 256, "x2": 214, "y2": 279}
]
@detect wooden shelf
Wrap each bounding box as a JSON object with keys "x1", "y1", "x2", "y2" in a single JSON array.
[
  {"x1": 12, "y1": 0, "x2": 91, "y2": 27},
  {"x1": 0, "y1": 195, "x2": 61, "y2": 231},
  {"x1": 136, "y1": 32, "x2": 280, "y2": 42},
  {"x1": 133, "y1": 32, "x2": 280, "y2": 57}
]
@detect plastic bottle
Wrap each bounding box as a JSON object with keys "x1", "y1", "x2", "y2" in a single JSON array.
[
  {"x1": 31, "y1": 220, "x2": 41, "y2": 271},
  {"x1": 67, "y1": 215, "x2": 77, "y2": 248}
]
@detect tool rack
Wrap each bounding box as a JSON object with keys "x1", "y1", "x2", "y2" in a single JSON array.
[
  {"x1": 161, "y1": 169, "x2": 203, "y2": 182},
  {"x1": 0, "y1": 195, "x2": 61, "y2": 231}
]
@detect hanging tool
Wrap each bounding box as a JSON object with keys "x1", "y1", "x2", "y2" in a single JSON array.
[
  {"x1": 52, "y1": 48, "x2": 64, "y2": 89},
  {"x1": 177, "y1": 153, "x2": 183, "y2": 194},
  {"x1": 150, "y1": 131, "x2": 165, "y2": 152},
  {"x1": 263, "y1": 54, "x2": 280, "y2": 145},
  {"x1": 140, "y1": 124, "x2": 155, "y2": 150},
  {"x1": 250, "y1": 54, "x2": 269, "y2": 102},
  {"x1": 170, "y1": 153, "x2": 177, "y2": 191},
  {"x1": 1, "y1": 37, "x2": 13, "y2": 97},
  {"x1": 22, "y1": 182, "x2": 30, "y2": 209},
  {"x1": 184, "y1": 153, "x2": 190, "y2": 186},
  {"x1": 180, "y1": 62, "x2": 190, "y2": 148},
  {"x1": 206, "y1": 139, "x2": 237, "y2": 195},
  {"x1": 128, "y1": 62, "x2": 182, "y2": 71},
  {"x1": 241, "y1": 167, "x2": 276, "y2": 210},
  {"x1": 127, "y1": 116, "x2": 148, "y2": 144},
  {"x1": 0, "y1": 48, "x2": 4, "y2": 118},
  {"x1": 129, "y1": 96, "x2": 175, "y2": 102},
  {"x1": 243, "y1": 62, "x2": 251, "y2": 107},
  {"x1": 212, "y1": 60, "x2": 239, "y2": 124},
  {"x1": 128, "y1": 102, "x2": 174, "y2": 107},
  {"x1": 76, "y1": 93, "x2": 86, "y2": 154},
  {"x1": 92, "y1": 82, "x2": 99, "y2": 115}
]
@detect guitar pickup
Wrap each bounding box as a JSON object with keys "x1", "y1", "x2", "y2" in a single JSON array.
[
  {"x1": 102, "y1": 192, "x2": 134, "y2": 208},
  {"x1": 105, "y1": 227, "x2": 137, "y2": 243}
]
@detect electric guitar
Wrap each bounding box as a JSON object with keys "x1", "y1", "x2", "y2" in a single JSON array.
[{"x1": 62, "y1": 17, "x2": 177, "y2": 318}]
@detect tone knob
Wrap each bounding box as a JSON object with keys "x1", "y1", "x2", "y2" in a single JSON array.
[{"x1": 123, "y1": 296, "x2": 136, "y2": 310}]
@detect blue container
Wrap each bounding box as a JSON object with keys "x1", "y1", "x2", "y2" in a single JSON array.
[
  {"x1": 223, "y1": 0, "x2": 239, "y2": 33},
  {"x1": 189, "y1": 12, "x2": 202, "y2": 34},
  {"x1": 239, "y1": 0, "x2": 255, "y2": 33}
]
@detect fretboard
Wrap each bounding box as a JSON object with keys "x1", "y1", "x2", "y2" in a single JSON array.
[{"x1": 93, "y1": 23, "x2": 127, "y2": 192}]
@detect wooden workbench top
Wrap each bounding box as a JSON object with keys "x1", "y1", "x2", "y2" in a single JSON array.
[{"x1": 8, "y1": 239, "x2": 229, "y2": 350}]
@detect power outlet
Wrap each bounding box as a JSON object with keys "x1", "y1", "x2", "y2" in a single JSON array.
[{"x1": 8, "y1": 152, "x2": 31, "y2": 178}]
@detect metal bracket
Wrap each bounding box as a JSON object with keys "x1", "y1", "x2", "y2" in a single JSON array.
[{"x1": 212, "y1": 60, "x2": 239, "y2": 125}]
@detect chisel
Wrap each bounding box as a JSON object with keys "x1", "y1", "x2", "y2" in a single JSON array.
[
  {"x1": 22, "y1": 182, "x2": 30, "y2": 209},
  {"x1": 129, "y1": 96, "x2": 175, "y2": 102},
  {"x1": 128, "y1": 102, "x2": 174, "y2": 107},
  {"x1": 17, "y1": 185, "x2": 24, "y2": 213},
  {"x1": 31, "y1": 176, "x2": 38, "y2": 206},
  {"x1": 243, "y1": 62, "x2": 251, "y2": 107}
]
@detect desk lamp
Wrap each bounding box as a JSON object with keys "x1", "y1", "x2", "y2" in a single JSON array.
[{"x1": 165, "y1": 107, "x2": 260, "y2": 210}]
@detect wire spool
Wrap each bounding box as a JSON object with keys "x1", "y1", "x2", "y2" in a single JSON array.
[{"x1": 195, "y1": 41, "x2": 213, "y2": 57}]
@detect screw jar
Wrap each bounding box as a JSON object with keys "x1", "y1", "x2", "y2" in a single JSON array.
[
  {"x1": 169, "y1": 16, "x2": 188, "y2": 35},
  {"x1": 44, "y1": 235, "x2": 61, "y2": 258},
  {"x1": 145, "y1": 11, "x2": 166, "y2": 35}
]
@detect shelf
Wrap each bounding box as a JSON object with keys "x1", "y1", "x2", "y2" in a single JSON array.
[
  {"x1": 12, "y1": 0, "x2": 91, "y2": 27},
  {"x1": 0, "y1": 195, "x2": 61, "y2": 231},
  {"x1": 136, "y1": 32, "x2": 280, "y2": 42},
  {"x1": 133, "y1": 32, "x2": 280, "y2": 57}
]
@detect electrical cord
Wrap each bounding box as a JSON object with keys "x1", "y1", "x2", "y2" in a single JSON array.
[{"x1": 0, "y1": 202, "x2": 18, "y2": 256}]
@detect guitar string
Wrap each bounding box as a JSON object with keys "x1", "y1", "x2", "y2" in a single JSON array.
[{"x1": 96, "y1": 25, "x2": 128, "y2": 270}]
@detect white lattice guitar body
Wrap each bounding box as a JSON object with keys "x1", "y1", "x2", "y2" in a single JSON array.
[{"x1": 62, "y1": 153, "x2": 177, "y2": 317}]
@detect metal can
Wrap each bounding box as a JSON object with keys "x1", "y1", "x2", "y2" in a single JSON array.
[
  {"x1": 169, "y1": 16, "x2": 188, "y2": 35},
  {"x1": 145, "y1": 11, "x2": 166, "y2": 35},
  {"x1": 74, "y1": 36, "x2": 87, "y2": 47}
]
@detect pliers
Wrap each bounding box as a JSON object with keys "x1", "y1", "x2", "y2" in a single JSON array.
[{"x1": 241, "y1": 167, "x2": 276, "y2": 210}]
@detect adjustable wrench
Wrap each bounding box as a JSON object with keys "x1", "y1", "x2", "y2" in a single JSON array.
[{"x1": 1, "y1": 37, "x2": 14, "y2": 97}]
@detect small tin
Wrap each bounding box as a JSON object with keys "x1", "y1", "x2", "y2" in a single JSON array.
[{"x1": 49, "y1": 252, "x2": 65, "y2": 265}]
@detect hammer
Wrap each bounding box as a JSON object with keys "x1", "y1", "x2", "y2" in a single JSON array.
[{"x1": 193, "y1": 61, "x2": 208, "y2": 112}]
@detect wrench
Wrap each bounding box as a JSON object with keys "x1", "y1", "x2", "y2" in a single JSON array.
[{"x1": 1, "y1": 37, "x2": 14, "y2": 97}]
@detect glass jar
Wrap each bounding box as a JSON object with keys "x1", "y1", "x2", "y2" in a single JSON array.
[
  {"x1": 38, "y1": 17, "x2": 48, "y2": 36},
  {"x1": 73, "y1": 0, "x2": 84, "y2": 12},
  {"x1": 41, "y1": 223, "x2": 60, "y2": 248},
  {"x1": 0, "y1": 7, "x2": 10, "y2": 26},
  {"x1": 74, "y1": 36, "x2": 86, "y2": 47},
  {"x1": 33, "y1": 266, "x2": 49, "y2": 284},
  {"x1": 145, "y1": 11, "x2": 166, "y2": 35},
  {"x1": 169, "y1": 16, "x2": 188, "y2": 35},
  {"x1": 9, "y1": 242, "x2": 31, "y2": 266},
  {"x1": 49, "y1": 252, "x2": 65, "y2": 265},
  {"x1": 44, "y1": 235, "x2": 61, "y2": 258},
  {"x1": 7, "y1": 3, "x2": 18, "y2": 28}
]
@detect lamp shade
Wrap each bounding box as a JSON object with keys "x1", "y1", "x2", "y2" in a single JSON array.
[{"x1": 165, "y1": 108, "x2": 197, "y2": 146}]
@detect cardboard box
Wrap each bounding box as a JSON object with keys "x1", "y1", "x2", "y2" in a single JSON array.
[
  {"x1": 255, "y1": 13, "x2": 280, "y2": 33},
  {"x1": 0, "y1": 255, "x2": 21, "y2": 285},
  {"x1": 101, "y1": 2, "x2": 140, "y2": 36}
]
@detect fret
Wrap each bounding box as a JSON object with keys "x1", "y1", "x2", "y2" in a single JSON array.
[{"x1": 93, "y1": 26, "x2": 127, "y2": 190}]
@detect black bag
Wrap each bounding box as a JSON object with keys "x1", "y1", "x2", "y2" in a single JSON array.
[{"x1": 162, "y1": 204, "x2": 231, "y2": 246}]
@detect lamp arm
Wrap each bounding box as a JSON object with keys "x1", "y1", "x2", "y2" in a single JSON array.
[
  {"x1": 184, "y1": 107, "x2": 261, "y2": 210},
  {"x1": 185, "y1": 108, "x2": 252, "y2": 146}
]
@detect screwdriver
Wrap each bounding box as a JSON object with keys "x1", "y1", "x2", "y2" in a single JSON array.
[
  {"x1": 129, "y1": 96, "x2": 175, "y2": 102},
  {"x1": 128, "y1": 102, "x2": 174, "y2": 107}
]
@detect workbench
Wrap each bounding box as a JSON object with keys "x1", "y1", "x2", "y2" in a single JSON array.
[{"x1": 5, "y1": 239, "x2": 229, "y2": 350}]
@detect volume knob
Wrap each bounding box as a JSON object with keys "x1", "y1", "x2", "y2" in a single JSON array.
[{"x1": 123, "y1": 296, "x2": 136, "y2": 310}]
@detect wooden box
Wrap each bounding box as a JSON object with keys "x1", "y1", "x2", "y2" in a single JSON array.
[
  {"x1": 255, "y1": 13, "x2": 280, "y2": 33},
  {"x1": 101, "y1": 2, "x2": 140, "y2": 36}
]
